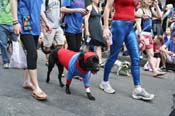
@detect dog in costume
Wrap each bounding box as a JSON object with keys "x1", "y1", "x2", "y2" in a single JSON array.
[{"x1": 43, "y1": 47, "x2": 100, "y2": 101}]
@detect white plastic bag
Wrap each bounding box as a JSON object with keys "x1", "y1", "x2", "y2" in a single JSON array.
[{"x1": 9, "y1": 41, "x2": 27, "y2": 69}]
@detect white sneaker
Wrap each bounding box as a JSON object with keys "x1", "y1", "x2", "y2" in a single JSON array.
[
  {"x1": 3, "y1": 63, "x2": 9, "y2": 69},
  {"x1": 132, "y1": 88, "x2": 154, "y2": 101},
  {"x1": 99, "y1": 81, "x2": 115, "y2": 94}
]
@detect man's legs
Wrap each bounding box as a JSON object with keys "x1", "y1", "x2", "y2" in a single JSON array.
[{"x1": 0, "y1": 25, "x2": 11, "y2": 68}]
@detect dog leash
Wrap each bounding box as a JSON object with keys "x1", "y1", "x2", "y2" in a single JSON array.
[{"x1": 80, "y1": 37, "x2": 91, "y2": 52}]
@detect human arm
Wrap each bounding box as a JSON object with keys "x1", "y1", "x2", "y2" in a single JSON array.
[
  {"x1": 151, "y1": 0, "x2": 163, "y2": 18},
  {"x1": 10, "y1": 0, "x2": 21, "y2": 35},
  {"x1": 103, "y1": 0, "x2": 114, "y2": 39},
  {"x1": 160, "y1": 43, "x2": 175, "y2": 56},
  {"x1": 84, "y1": 5, "x2": 92, "y2": 38},
  {"x1": 40, "y1": 4, "x2": 52, "y2": 32},
  {"x1": 135, "y1": 8, "x2": 143, "y2": 34}
]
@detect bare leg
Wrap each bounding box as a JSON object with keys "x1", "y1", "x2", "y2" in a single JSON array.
[
  {"x1": 23, "y1": 69, "x2": 34, "y2": 90},
  {"x1": 28, "y1": 69, "x2": 47, "y2": 99},
  {"x1": 146, "y1": 49, "x2": 165, "y2": 76},
  {"x1": 96, "y1": 46, "x2": 102, "y2": 64},
  {"x1": 160, "y1": 51, "x2": 166, "y2": 68},
  {"x1": 156, "y1": 58, "x2": 161, "y2": 69}
]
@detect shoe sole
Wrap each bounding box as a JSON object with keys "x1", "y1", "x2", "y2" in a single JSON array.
[{"x1": 132, "y1": 95, "x2": 154, "y2": 101}]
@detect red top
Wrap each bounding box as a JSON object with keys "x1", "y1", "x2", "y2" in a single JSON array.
[
  {"x1": 57, "y1": 49, "x2": 76, "y2": 70},
  {"x1": 153, "y1": 42, "x2": 163, "y2": 53},
  {"x1": 113, "y1": 0, "x2": 135, "y2": 21}
]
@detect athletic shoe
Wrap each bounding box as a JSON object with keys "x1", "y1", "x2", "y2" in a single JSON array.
[
  {"x1": 3, "y1": 63, "x2": 9, "y2": 69},
  {"x1": 132, "y1": 88, "x2": 154, "y2": 100},
  {"x1": 99, "y1": 81, "x2": 115, "y2": 94}
]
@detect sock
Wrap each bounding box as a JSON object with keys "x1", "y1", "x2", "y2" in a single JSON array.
[
  {"x1": 102, "y1": 81, "x2": 109, "y2": 85},
  {"x1": 86, "y1": 87, "x2": 91, "y2": 93},
  {"x1": 134, "y1": 85, "x2": 142, "y2": 93}
]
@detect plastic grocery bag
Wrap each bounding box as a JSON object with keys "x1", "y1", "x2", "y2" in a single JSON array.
[{"x1": 9, "y1": 40, "x2": 27, "y2": 69}]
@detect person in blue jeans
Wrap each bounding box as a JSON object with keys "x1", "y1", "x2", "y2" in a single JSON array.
[{"x1": 0, "y1": 0, "x2": 17, "y2": 69}]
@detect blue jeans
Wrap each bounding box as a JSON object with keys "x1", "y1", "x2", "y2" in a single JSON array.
[
  {"x1": 104, "y1": 20, "x2": 141, "y2": 86},
  {"x1": 0, "y1": 24, "x2": 17, "y2": 64}
]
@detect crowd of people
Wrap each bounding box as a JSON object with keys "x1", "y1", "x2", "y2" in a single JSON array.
[{"x1": 0, "y1": 0, "x2": 175, "y2": 103}]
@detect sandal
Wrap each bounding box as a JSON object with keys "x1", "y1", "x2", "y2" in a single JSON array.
[
  {"x1": 153, "y1": 72, "x2": 166, "y2": 77},
  {"x1": 23, "y1": 85, "x2": 34, "y2": 91},
  {"x1": 32, "y1": 91, "x2": 48, "y2": 101}
]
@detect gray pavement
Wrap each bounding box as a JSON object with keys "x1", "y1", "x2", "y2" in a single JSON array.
[{"x1": 0, "y1": 49, "x2": 175, "y2": 116}]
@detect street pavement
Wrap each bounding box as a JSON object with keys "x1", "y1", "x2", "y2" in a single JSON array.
[{"x1": 0, "y1": 49, "x2": 175, "y2": 116}]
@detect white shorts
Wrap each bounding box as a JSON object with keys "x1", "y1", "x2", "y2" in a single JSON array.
[{"x1": 43, "y1": 27, "x2": 66, "y2": 47}]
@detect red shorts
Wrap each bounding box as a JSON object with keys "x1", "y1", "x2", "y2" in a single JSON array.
[{"x1": 140, "y1": 32, "x2": 153, "y2": 50}]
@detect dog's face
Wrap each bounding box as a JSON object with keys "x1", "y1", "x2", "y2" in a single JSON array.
[{"x1": 78, "y1": 52, "x2": 100, "y2": 74}]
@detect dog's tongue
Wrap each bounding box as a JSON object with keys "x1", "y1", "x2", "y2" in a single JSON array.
[{"x1": 84, "y1": 52, "x2": 97, "y2": 62}]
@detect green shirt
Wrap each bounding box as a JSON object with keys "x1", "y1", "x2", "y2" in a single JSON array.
[{"x1": 0, "y1": 0, "x2": 13, "y2": 24}]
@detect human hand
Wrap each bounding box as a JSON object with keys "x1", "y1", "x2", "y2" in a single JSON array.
[
  {"x1": 45, "y1": 23, "x2": 52, "y2": 33},
  {"x1": 103, "y1": 28, "x2": 112, "y2": 40},
  {"x1": 76, "y1": 8, "x2": 89, "y2": 15},
  {"x1": 153, "y1": 0, "x2": 159, "y2": 7},
  {"x1": 13, "y1": 23, "x2": 21, "y2": 36}
]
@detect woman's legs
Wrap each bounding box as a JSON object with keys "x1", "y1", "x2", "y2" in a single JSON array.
[
  {"x1": 96, "y1": 46, "x2": 102, "y2": 64},
  {"x1": 126, "y1": 30, "x2": 154, "y2": 100},
  {"x1": 125, "y1": 29, "x2": 140, "y2": 86},
  {"x1": 21, "y1": 34, "x2": 47, "y2": 100},
  {"x1": 103, "y1": 21, "x2": 126, "y2": 82},
  {"x1": 100, "y1": 21, "x2": 127, "y2": 94}
]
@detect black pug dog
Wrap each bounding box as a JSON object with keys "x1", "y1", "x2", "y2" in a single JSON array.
[{"x1": 41, "y1": 45, "x2": 100, "y2": 101}]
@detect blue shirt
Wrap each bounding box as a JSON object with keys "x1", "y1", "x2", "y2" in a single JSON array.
[
  {"x1": 18, "y1": 0, "x2": 42, "y2": 35},
  {"x1": 61, "y1": 0, "x2": 85, "y2": 34},
  {"x1": 165, "y1": 40, "x2": 175, "y2": 53}
]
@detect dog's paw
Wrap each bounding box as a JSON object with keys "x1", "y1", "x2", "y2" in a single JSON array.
[
  {"x1": 87, "y1": 92, "x2": 95, "y2": 101},
  {"x1": 66, "y1": 86, "x2": 71, "y2": 94},
  {"x1": 60, "y1": 83, "x2": 64, "y2": 87},
  {"x1": 46, "y1": 79, "x2": 50, "y2": 83}
]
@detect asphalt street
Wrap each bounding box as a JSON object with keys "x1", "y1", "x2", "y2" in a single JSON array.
[{"x1": 0, "y1": 49, "x2": 175, "y2": 116}]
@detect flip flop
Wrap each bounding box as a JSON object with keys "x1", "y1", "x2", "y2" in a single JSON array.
[
  {"x1": 23, "y1": 85, "x2": 34, "y2": 91},
  {"x1": 153, "y1": 72, "x2": 166, "y2": 77},
  {"x1": 32, "y1": 91, "x2": 47, "y2": 101}
]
